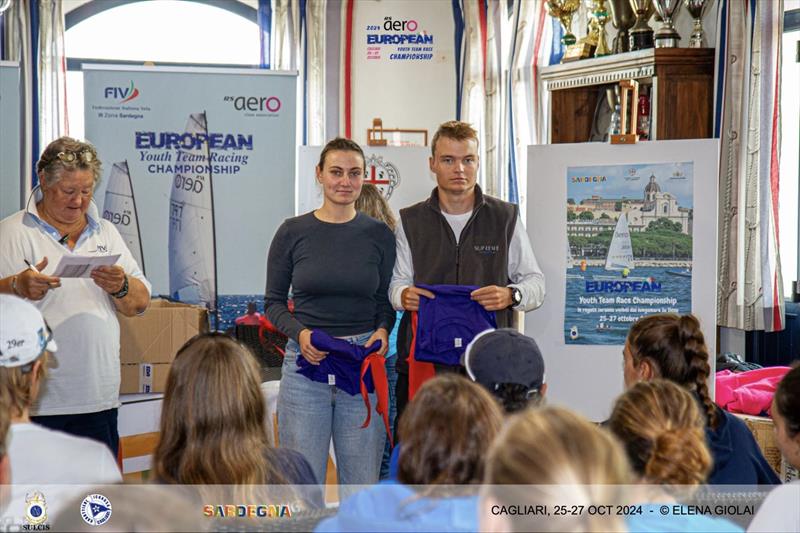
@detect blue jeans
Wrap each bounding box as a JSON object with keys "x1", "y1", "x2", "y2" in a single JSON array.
[
  {"x1": 277, "y1": 332, "x2": 386, "y2": 491},
  {"x1": 379, "y1": 353, "x2": 398, "y2": 480}
]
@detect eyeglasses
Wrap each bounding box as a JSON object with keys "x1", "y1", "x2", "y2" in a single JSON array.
[{"x1": 55, "y1": 149, "x2": 95, "y2": 164}]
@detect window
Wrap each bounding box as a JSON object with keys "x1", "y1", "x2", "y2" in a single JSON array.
[
  {"x1": 65, "y1": 0, "x2": 260, "y2": 138},
  {"x1": 780, "y1": 6, "x2": 799, "y2": 298}
]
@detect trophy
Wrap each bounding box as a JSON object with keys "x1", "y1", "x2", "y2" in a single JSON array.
[
  {"x1": 589, "y1": 0, "x2": 611, "y2": 57},
  {"x1": 652, "y1": 0, "x2": 682, "y2": 47},
  {"x1": 609, "y1": 0, "x2": 636, "y2": 53},
  {"x1": 546, "y1": 0, "x2": 581, "y2": 47},
  {"x1": 684, "y1": 0, "x2": 710, "y2": 48},
  {"x1": 628, "y1": 0, "x2": 655, "y2": 50}
]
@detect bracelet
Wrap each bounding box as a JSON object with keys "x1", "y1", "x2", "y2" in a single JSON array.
[
  {"x1": 11, "y1": 275, "x2": 22, "y2": 297},
  {"x1": 111, "y1": 275, "x2": 129, "y2": 299}
]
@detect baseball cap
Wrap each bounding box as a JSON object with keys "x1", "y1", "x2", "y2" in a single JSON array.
[
  {"x1": 462, "y1": 328, "x2": 544, "y2": 391},
  {"x1": 0, "y1": 295, "x2": 57, "y2": 368}
]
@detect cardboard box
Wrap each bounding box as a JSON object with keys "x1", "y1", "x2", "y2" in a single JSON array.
[
  {"x1": 734, "y1": 413, "x2": 782, "y2": 477},
  {"x1": 120, "y1": 363, "x2": 171, "y2": 394},
  {"x1": 118, "y1": 299, "x2": 208, "y2": 364}
]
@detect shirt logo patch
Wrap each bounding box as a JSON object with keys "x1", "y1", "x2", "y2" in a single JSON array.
[{"x1": 473, "y1": 244, "x2": 499, "y2": 255}]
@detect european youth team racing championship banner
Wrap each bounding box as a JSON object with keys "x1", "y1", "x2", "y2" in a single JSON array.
[
  {"x1": 84, "y1": 65, "x2": 297, "y2": 331},
  {"x1": 297, "y1": 146, "x2": 433, "y2": 216},
  {"x1": 564, "y1": 162, "x2": 694, "y2": 345}
]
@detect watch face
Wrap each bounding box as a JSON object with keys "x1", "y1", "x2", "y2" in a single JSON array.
[{"x1": 513, "y1": 289, "x2": 521, "y2": 304}]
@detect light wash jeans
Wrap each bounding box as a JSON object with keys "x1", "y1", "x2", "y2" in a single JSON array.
[{"x1": 277, "y1": 332, "x2": 386, "y2": 493}]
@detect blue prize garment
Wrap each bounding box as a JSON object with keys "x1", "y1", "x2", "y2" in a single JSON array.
[{"x1": 414, "y1": 284, "x2": 497, "y2": 366}]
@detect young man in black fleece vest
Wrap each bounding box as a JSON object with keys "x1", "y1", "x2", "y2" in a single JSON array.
[{"x1": 388, "y1": 121, "x2": 546, "y2": 429}]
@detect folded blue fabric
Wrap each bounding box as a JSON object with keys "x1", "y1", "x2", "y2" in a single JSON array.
[
  {"x1": 296, "y1": 330, "x2": 381, "y2": 395},
  {"x1": 414, "y1": 284, "x2": 497, "y2": 366}
]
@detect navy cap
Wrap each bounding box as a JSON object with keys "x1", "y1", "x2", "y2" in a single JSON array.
[{"x1": 463, "y1": 328, "x2": 544, "y2": 390}]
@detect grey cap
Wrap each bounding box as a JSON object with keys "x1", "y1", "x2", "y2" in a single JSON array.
[{"x1": 463, "y1": 328, "x2": 544, "y2": 390}]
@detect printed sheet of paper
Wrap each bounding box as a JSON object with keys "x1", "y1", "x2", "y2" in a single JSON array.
[{"x1": 51, "y1": 254, "x2": 121, "y2": 278}]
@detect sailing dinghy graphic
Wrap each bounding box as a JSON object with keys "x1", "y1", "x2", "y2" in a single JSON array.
[
  {"x1": 102, "y1": 160, "x2": 145, "y2": 274},
  {"x1": 168, "y1": 112, "x2": 219, "y2": 326}
]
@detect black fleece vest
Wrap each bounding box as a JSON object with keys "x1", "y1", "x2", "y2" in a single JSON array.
[{"x1": 396, "y1": 185, "x2": 517, "y2": 373}]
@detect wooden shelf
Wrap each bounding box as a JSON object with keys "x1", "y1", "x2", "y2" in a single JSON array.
[{"x1": 542, "y1": 48, "x2": 715, "y2": 143}]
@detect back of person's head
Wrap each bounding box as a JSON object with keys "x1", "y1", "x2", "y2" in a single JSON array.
[
  {"x1": 355, "y1": 183, "x2": 396, "y2": 231},
  {"x1": 463, "y1": 328, "x2": 546, "y2": 413},
  {"x1": 153, "y1": 333, "x2": 282, "y2": 485},
  {"x1": 773, "y1": 364, "x2": 800, "y2": 469},
  {"x1": 431, "y1": 120, "x2": 478, "y2": 156},
  {"x1": 0, "y1": 295, "x2": 56, "y2": 418},
  {"x1": 53, "y1": 485, "x2": 207, "y2": 532},
  {"x1": 484, "y1": 406, "x2": 631, "y2": 532},
  {"x1": 625, "y1": 313, "x2": 717, "y2": 429},
  {"x1": 609, "y1": 379, "x2": 711, "y2": 485},
  {"x1": 397, "y1": 373, "x2": 502, "y2": 485}
]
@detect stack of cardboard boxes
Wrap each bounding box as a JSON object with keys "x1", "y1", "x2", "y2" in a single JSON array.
[{"x1": 118, "y1": 299, "x2": 208, "y2": 393}]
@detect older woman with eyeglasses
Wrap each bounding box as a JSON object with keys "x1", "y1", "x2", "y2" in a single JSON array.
[{"x1": 0, "y1": 136, "x2": 151, "y2": 456}]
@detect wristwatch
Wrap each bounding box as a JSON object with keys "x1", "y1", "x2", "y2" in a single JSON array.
[
  {"x1": 111, "y1": 275, "x2": 129, "y2": 299},
  {"x1": 510, "y1": 287, "x2": 522, "y2": 308}
]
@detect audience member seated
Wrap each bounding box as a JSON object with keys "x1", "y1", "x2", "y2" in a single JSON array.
[
  {"x1": 316, "y1": 374, "x2": 503, "y2": 532},
  {"x1": 748, "y1": 364, "x2": 800, "y2": 533},
  {"x1": 608, "y1": 379, "x2": 742, "y2": 532},
  {"x1": 463, "y1": 328, "x2": 546, "y2": 413},
  {"x1": 152, "y1": 333, "x2": 323, "y2": 509},
  {"x1": 623, "y1": 313, "x2": 779, "y2": 484},
  {"x1": 482, "y1": 405, "x2": 631, "y2": 532},
  {"x1": 0, "y1": 295, "x2": 121, "y2": 485}
]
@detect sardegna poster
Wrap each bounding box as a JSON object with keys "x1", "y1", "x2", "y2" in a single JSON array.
[{"x1": 84, "y1": 64, "x2": 297, "y2": 331}]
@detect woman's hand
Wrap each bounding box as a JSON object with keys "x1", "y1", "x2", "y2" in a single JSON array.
[
  {"x1": 16, "y1": 258, "x2": 61, "y2": 300},
  {"x1": 364, "y1": 328, "x2": 389, "y2": 357},
  {"x1": 298, "y1": 329, "x2": 328, "y2": 365}
]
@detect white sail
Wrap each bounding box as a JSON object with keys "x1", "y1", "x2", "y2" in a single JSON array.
[
  {"x1": 103, "y1": 161, "x2": 145, "y2": 273},
  {"x1": 168, "y1": 112, "x2": 217, "y2": 312},
  {"x1": 605, "y1": 212, "x2": 635, "y2": 271}
]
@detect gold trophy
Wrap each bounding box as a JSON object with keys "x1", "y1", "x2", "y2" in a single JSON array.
[
  {"x1": 609, "y1": 0, "x2": 636, "y2": 53},
  {"x1": 547, "y1": 0, "x2": 581, "y2": 46},
  {"x1": 684, "y1": 0, "x2": 710, "y2": 48},
  {"x1": 628, "y1": 0, "x2": 655, "y2": 50},
  {"x1": 652, "y1": 0, "x2": 682, "y2": 47},
  {"x1": 590, "y1": 0, "x2": 612, "y2": 57}
]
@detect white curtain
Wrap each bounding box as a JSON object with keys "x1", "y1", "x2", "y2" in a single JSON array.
[
  {"x1": 714, "y1": 0, "x2": 785, "y2": 331},
  {"x1": 38, "y1": 0, "x2": 67, "y2": 149}
]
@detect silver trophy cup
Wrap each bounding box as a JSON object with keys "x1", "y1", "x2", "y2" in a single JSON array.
[
  {"x1": 652, "y1": 0, "x2": 682, "y2": 48},
  {"x1": 684, "y1": 0, "x2": 710, "y2": 48}
]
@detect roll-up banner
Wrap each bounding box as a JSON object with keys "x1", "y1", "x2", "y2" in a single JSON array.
[
  {"x1": 83, "y1": 65, "x2": 297, "y2": 331},
  {"x1": 0, "y1": 61, "x2": 22, "y2": 220}
]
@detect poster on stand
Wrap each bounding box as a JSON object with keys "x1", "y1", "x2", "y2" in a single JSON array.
[
  {"x1": 0, "y1": 61, "x2": 22, "y2": 220},
  {"x1": 84, "y1": 65, "x2": 297, "y2": 331},
  {"x1": 525, "y1": 140, "x2": 718, "y2": 421},
  {"x1": 564, "y1": 162, "x2": 694, "y2": 345},
  {"x1": 297, "y1": 146, "x2": 432, "y2": 215}
]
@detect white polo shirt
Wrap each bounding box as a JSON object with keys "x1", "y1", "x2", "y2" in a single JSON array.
[{"x1": 0, "y1": 197, "x2": 151, "y2": 415}]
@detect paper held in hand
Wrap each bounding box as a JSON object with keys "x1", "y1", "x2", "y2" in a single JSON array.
[{"x1": 51, "y1": 253, "x2": 121, "y2": 278}]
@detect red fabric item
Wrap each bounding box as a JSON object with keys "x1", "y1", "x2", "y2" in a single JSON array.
[
  {"x1": 344, "y1": 0, "x2": 355, "y2": 138},
  {"x1": 715, "y1": 366, "x2": 790, "y2": 416},
  {"x1": 257, "y1": 315, "x2": 286, "y2": 357},
  {"x1": 407, "y1": 311, "x2": 436, "y2": 401},
  {"x1": 359, "y1": 352, "x2": 393, "y2": 448}
]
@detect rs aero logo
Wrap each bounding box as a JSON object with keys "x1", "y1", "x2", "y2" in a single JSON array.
[
  {"x1": 224, "y1": 95, "x2": 282, "y2": 113},
  {"x1": 104, "y1": 81, "x2": 140, "y2": 103}
]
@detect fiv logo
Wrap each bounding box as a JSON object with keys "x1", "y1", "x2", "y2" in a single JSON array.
[{"x1": 104, "y1": 81, "x2": 140, "y2": 103}]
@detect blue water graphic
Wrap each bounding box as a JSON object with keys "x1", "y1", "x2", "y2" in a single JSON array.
[{"x1": 563, "y1": 267, "x2": 692, "y2": 345}]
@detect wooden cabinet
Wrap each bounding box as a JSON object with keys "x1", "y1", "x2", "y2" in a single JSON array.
[{"x1": 541, "y1": 48, "x2": 715, "y2": 143}]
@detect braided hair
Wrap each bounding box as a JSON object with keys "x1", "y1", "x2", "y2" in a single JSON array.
[{"x1": 626, "y1": 314, "x2": 717, "y2": 429}]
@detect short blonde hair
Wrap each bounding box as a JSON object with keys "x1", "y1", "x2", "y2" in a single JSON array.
[
  {"x1": 36, "y1": 136, "x2": 102, "y2": 188},
  {"x1": 0, "y1": 352, "x2": 49, "y2": 418},
  {"x1": 431, "y1": 120, "x2": 478, "y2": 156}
]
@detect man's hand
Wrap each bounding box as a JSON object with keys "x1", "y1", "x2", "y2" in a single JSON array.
[
  {"x1": 91, "y1": 265, "x2": 127, "y2": 295},
  {"x1": 365, "y1": 328, "x2": 389, "y2": 356},
  {"x1": 17, "y1": 257, "x2": 61, "y2": 300},
  {"x1": 400, "y1": 286, "x2": 435, "y2": 311},
  {"x1": 298, "y1": 329, "x2": 328, "y2": 365},
  {"x1": 470, "y1": 285, "x2": 513, "y2": 311}
]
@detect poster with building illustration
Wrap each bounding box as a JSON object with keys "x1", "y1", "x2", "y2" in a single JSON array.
[{"x1": 564, "y1": 162, "x2": 694, "y2": 345}]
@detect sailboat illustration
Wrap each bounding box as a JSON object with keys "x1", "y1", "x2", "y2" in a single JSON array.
[
  {"x1": 168, "y1": 112, "x2": 218, "y2": 325},
  {"x1": 102, "y1": 160, "x2": 145, "y2": 274},
  {"x1": 592, "y1": 212, "x2": 651, "y2": 282},
  {"x1": 566, "y1": 242, "x2": 583, "y2": 279}
]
